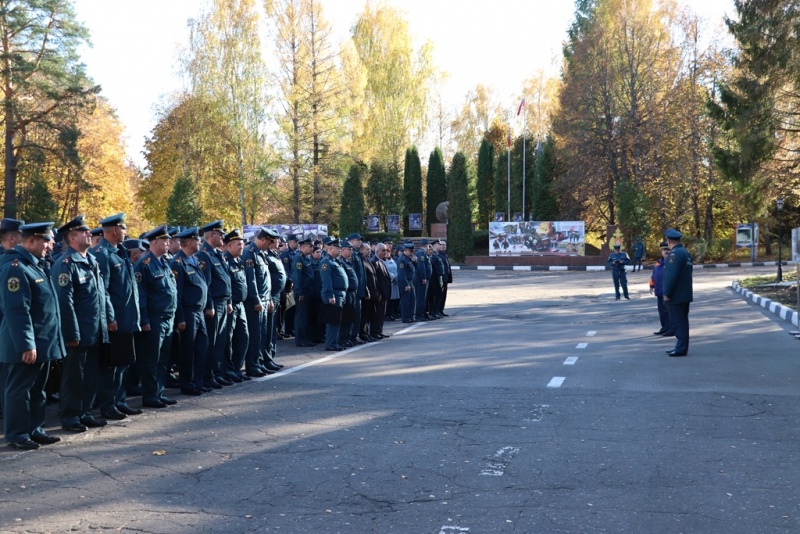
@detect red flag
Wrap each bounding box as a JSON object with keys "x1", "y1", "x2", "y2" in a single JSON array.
[{"x1": 517, "y1": 97, "x2": 526, "y2": 116}]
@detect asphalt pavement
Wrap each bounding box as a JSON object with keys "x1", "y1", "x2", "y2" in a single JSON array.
[{"x1": 1, "y1": 266, "x2": 798, "y2": 533}]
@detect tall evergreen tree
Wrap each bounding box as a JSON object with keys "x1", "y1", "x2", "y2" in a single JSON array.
[
  {"x1": 166, "y1": 175, "x2": 203, "y2": 228},
  {"x1": 493, "y1": 146, "x2": 509, "y2": 218},
  {"x1": 340, "y1": 163, "x2": 366, "y2": 235},
  {"x1": 532, "y1": 135, "x2": 559, "y2": 220},
  {"x1": 19, "y1": 174, "x2": 59, "y2": 224},
  {"x1": 364, "y1": 159, "x2": 403, "y2": 231},
  {"x1": 476, "y1": 137, "x2": 494, "y2": 228},
  {"x1": 403, "y1": 146, "x2": 423, "y2": 235},
  {"x1": 1, "y1": 0, "x2": 99, "y2": 218},
  {"x1": 447, "y1": 152, "x2": 473, "y2": 262},
  {"x1": 425, "y1": 147, "x2": 447, "y2": 233}
]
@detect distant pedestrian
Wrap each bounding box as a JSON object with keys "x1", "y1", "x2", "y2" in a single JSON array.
[
  {"x1": 607, "y1": 244, "x2": 630, "y2": 300},
  {"x1": 632, "y1": 238, "x2": 645, "y2": 272},
  {"x1": 662, "y1": 229, "x2": 693, "y2": 357}
]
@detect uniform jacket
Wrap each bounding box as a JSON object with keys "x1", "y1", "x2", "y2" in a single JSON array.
[
  {"x1": 51, "y1": 246, "x2": 112, "y2": 347},
  {"x1": 0, "y1": 246, "x2": 65, "y2": 363},
  {"x1": 291, "y1": 254, "x2": 314, "y2": 299},
  {"x1": 351, "y1": 251, "x2": 367, "y2": 298},
  {"x1": 633, "y1": 240, "x2": 645, "y2": 260},
  {"x1": 91, "y1": 238, "x2": 140, "y2": 333},
  {"x1": 265, "y1": 249, "x2": 287, "y2": 301},
  {"x1": 134, "y1": 251, "x2": 177, "y2": 326},
  {"x1": 320, "y1": 256, "x2": 347, "y2": 304},
  {"x1": 607, "y1": 251, "x2": 630, "y2": 274},
  {"x1": 430, "y1": 251, "x2": 445, "y2": 289},
  {"x1": 170, "y1": 249, "x2": 208, "y2": 324},
  {"x1": 663, "y1": 244, "x2": 693, "y2": 303},
  {"x1": 414, "y1": 249, "x2": 432, "y2": 282},
  {"x1": 243, "y1": 243, "x2": 270, "y2": 308},
  {"x1": 397, "y1": 253, "x2": 416, "y2": 291},
  {"x1": 650, "y1": 258, "x2": 666, "y2": 297},
  {"x1": 223, "y1": 251, "x2": 248, "y2": 304},
  {"x1": 196, "y1": 241, "x2": 232, "y2": 309}
]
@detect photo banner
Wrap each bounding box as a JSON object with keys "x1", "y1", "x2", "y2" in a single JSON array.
[
  {"x1": 489, "y1": 221, "x2": 585, "y2": 256},
  {"x1": 387, "y1": 215, "x2": 400, "y2": 233},
  {"x1": 409, "y1": 213, "x2": 422, "y2": 231},
  {"x1": 243, "y1": 224, "x2": 329, "y2": 242},
  {"x1": 366, "y1": 215, "x2": 380, "y2": 232}
]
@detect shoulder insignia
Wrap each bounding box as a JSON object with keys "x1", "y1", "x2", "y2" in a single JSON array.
[
  {"x1": 58, "y1": 272, "x2": 70, "y2": 287},
  {"x1": 199, "y1": 260, "x2": 206, "y2": 270},
  {"x1": 246, "y1": 259, "x2": 254, "y2": 267},
  {"x1": 398, "y1": 262, "x2": 403, "y2": 268},
  {"x1": 296, "y1": 262, "x2": 302, "y2": 270},
  {"x1": 175, "y1": 258, "x2": 182, "y2": 264},
  {"x1": 11, "y1": 259, "x2": 18, "y2": 267},
  {"x1": 283, "y1": 257, "x2": 289, "y2": 263},
  {"x1": 322, "y1": 263, "x2": 328, "y2": 271},
  {"x1": 143, "y1": 257, "x2": 151, "y2": 265},
  {"x1": 171, "y1": 269, "x2": 178, "y2": 278},
  {"x1": 63, "y1": 257, "x2": 70, "y2": 263},
  {"x1": 135, "y1": 271, "x2": 142, "y2": 283},
  {"x1": 7, "y1": 276, "x2": 20, "y2": 292}
]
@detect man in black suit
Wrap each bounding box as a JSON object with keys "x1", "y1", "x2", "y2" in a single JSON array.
[
  {"x1": 370, "y1": 243, "x2": 392, "y2": 339},
  {"x1": 359, "y1": 244, "x2": 378, "y2": 341}
]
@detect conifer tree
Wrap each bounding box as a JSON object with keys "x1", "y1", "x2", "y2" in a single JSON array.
[
  {"x1": 403, "y1": 146, "x2": 423, "y2": 235},
  {"x1": 340, "y1": 163, "x2": 366, "y2": 236},
  {"x1": 476, "y1": 137, "x2": 494, "y2": 228},
  {"x1": 447, "y1": 152, "x2": 473, "y2": 262},
  {"x1": 166, "y1": 175, "x2": 203, "y2": 228},
  {"x1": 425, "y1": 147, "x2": 447, "y2": 233}
]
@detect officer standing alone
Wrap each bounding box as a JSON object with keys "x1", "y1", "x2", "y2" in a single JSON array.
[
  {"x1": 607, "y1": 244, "x2": 630, "y2": 300},
  {"x1": 663, "y1": 229, "x2": 693, "y2": 357}
]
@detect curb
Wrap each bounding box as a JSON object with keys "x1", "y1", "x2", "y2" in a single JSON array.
[
  {"x1": 452, "y1": 261, "x2": 794, "y2": 271},
  {"x1": 731, "y1": 280, "x2": 799, "y2": 327}
]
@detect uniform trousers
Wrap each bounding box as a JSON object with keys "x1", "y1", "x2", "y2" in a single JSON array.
[
  {"x1": 265, "y1": 298, "x2": 280, "y2": 361},
  {"x1": 180, "y1": 306, "x2": 208, "y2": 389},
  {"x1": 414, "y1": 279, "x2": 428, "y2": 318},
  {"x1": 204, "y1": 299, "x2": 229, "y2": 384},
  {"x1": 656, "y1": 295, "x2": 670, "y2": 332},
  {"x1": 360, "y1": 298, "x2": 374, "y2": 339},
  {"x1": 135, "y1": 318, "x2": 173, "y2": 404},
  {"x1": 325, "y1": 296, "x2": 343, "y2": 349},
  {"x1": 96, "y1": 332, "x2": 137, "y2": 414},
  {"x1": 667, "y1": 302, "x2": 690, "y2": 353},
  {"x1": 370, "y1": 298, "x2": 386, "y2": 336},
  {"x1": 340, "y1": 292, "x2": 356, "y2": 346},
  {"x1": 245, "y1": 304, "x2": 265, "y2": 373},
  {"x1": 400, "y1": 286, "x2": 416, "y2": 322},
  {"x1": 2, "y1": 361, "x2": 49, "y2": 443},
  {"x1": 349, "y1": 298, "x2": 362, "y2": 342},
  {"x1": 612, "y1": 271, "x2": 628, "y2": 298},
  {"x1": 60, "y1": 344, "x2": 100, "y2": 425},
  {"x1": 294, "y1": 296, "x2": 310, "y2": 345},
  {"x1": 428, "y1": 281, "x2": 443, "y2": 317},
  {"x1": 223, "y1": 301, "x2": 248, "y2": 378}
]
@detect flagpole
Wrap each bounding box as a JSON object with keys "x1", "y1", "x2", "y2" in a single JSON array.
[
  {"x1": 522, "y1": 106, "x2": 526, "y2": 221},
  {"x1": 507, "y1": 118, "x2": 511, "y2": 223}
]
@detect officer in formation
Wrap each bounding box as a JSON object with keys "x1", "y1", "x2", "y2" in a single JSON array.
[
  {"x1": 242, "y1": 227, "x2": 273, "y2": 377},
  {"x1": 319, "y1": 238, "x2": 348, "y2": 351},
  {"x1": 397, "y1": 242, "x2": 417, "y2": 322},
  {"x1": 662, "y1": 228, "x2": 693, "y2": 357},
  {"x1": 632, "y1": 237, "x2": 645, "y2": 273},
  {"x1": 337, "y1": 240, "x2": 358, "y2": 347},
  {"x1": 291, "y1": 238, "x2": 315, "y2": 347},
  {"x1": 264, "y1": 229, "x2": 287, "y2": 370},
  {"x1": 369, "y1": 243, "x2": 392, "y2": 338},
  {"x1": 345, "y1": 233, "x2": 367, "y2": 345},
  {"x1": 607, "y1": 243, "x2": 630, "y2": 300},
  {"x1": 414, "y1": 239, "x2": 431, "y2": 321},
  {"x1": 222, "y1": 229, "x2": 249, "y2": 382},
  {"x1": 439, "y1": 240, "x2": 452, "y2": 316},
  {"x1": 0, "y1": 217, "x2": 25, "y2": 419},
  {"x1": 279, "y1": 234, "x2": 299, "y2": 337},
  {"x1": 428, "y1": 240, "x2": 446, "y2": 319}
]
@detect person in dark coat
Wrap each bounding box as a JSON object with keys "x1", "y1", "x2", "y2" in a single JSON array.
[
  {"x1": 649, "y1": 241, "x2": 673, "y2": 336},
  {"x1": 370, "y1": 243, "x2": 392, "y2": 338},
  {"x1": 662, "y1": 229, "x2": 693, "y2": 357},
  {"x1": 0, "y1": 222, "x2": 65, "y2": 449},
  {"x1": 359, "y1": 244, "x2": 378, "y2": 341},
  {"x1": 607, "y1": 244, "x2": 630, "y2": 300}
]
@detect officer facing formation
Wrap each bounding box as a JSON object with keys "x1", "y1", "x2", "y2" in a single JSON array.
[
  {"x1": 662, "y1": 229, "x2": 693, "y2": 357},
  {"x1": 607, "y1": 243, "x2": 630, "y2": 300},
  {"x1": 0, "y1": 222, "x2": 65, "y2": 449},
  {"x1": 397, "y1": 243, "x2": 417, "y2": 322}
]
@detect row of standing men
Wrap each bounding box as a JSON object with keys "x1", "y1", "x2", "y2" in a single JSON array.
[{"x1": 0, "y1": 214, "x2": 452, "y2": 450}]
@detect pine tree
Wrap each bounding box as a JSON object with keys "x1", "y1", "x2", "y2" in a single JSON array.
[
  {"x1": 447, "y1": 152, "x2": 473, "y2": 262},
  {"x1": 476, "y1": 137, "x2": 494, "y2": 228},
  {"x1": 340, "y1": 163, "x2": 366, "y2": 236},
  {"x1": 166, "y1": 175, "x2": 203, "y2": 228},
  {"x1": 19, "y1": 174, "x2": 59, "y2": 224},
  {"x1": 532, "y1": 135, "x2": 559, "y2": 220},
  {"x1": 403, "y1": 146, "x2": 423, "y2": 235},
  {"x1": 493, "y1": 149, "x2": 509, "y2": 217},
  {"x1": 425, "y1": 147, "x2": 447, "y2": 233}
]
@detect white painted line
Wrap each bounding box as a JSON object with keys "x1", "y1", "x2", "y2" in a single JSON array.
[
  {"x1": 547, "y1": 376, "x2": 565, "y2": 388},
  {"x1": 480, "y1": 447, "x2": 520, "y2": 476},
  {"x1": 253, "y1": 343, "x2": 371, "y2": 382},
  {"x1": 477, "y1": 265, "x2": 494, "y2": 270},
  {"x1": 576, "y1": 342, "x2": 588, "y2": 349},
  {"x1": 439, "y1": 527, "x2": 470, "y2": 533},
  {"x1": 512, "y1": 265, "x2": 531, "y2": 271},
  {"x1": 586, "y1": 331, "x2": 596, "y2": 336},
  {"x1": 564, "y1": 356, "x2": 578, "y2": 365},
  {"x1": 522, "y1": 405, "x2": 549, "y2": 422},
  {"x1": 394, "y1": 322, "x2": 425, "y2": 336}
]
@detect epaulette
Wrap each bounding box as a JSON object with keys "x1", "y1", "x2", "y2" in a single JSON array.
[
  {"x1": 63, "y1": 257, "x2": 70, "y2": 263},
  {"x1": 11, "y1": 259, "x2": 18, "y2": 268},
  {"x1": 174, "y1": 258, "x2": 182, "y2": 264},
  {"x1": 143, "y1": 257, "x2": 151, "y2": 265}
]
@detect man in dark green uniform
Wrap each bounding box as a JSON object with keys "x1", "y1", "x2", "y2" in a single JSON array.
[
  {"x1": 242, "y1": 227, "x2": 272, "y2": 377},
  {"x1": 662, "y1": 229, "x2": 693, "y2": 357},
  {"x1": 0, "y1": 217, "x2": 25, "y2": 420},
  {"x1": 52, "y1": 215, "x2": 113, "y2": 432},
  {"x1": 414, "y1": 239, "x2": 432, "y2": 320},
  {"x1": 607, "y1": 244, "x2": 631, "y2": 300},
  {"x1": 291, "y1": 238, "x2": 315, "y2": 347},
  {"x1": 91, "y1": 212, "x2": 143, "y2": 420},
  {"x1": 222, "y1": 229, "x2": 249, "y2": 381},
  {"x1": 338, "y1": 240, "x2": 359, "y2": 348},
  {"x1": 134, "y1": 225, "x2": 178, "y2": 408},
  {"x1": 428, "y1": 240, "x2": 445, "y2": 319},
  {"x1": 345, "y1": 233, "x2": 366, "y2": 344},
  {"x1": 320, "y1": 239, "x2": 347, "y2": 351},
  {"x1": 397, "y1": 243, "x2": 417, "y2": 322},
  {"x1": 0, "y1": 222, "x2": 64, "y2": 449},
  {"x1": 264, "y1": 229, "x2": 286, "y2": 369},
  {"x1": 170, "y1": 227, "x2": 208, "y2": 395}
]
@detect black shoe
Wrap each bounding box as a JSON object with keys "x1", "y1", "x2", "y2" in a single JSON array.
[
  {"x1": 199, "y1": 385, "x2": 213, "y2": 392},
  {"x1": 216, "y1": 377, "x2": 233, "y2": 386},
  {"x1": 246, "y1": 370, "x2": 266, "y2": 378},
  {"x1": 80, "y1": 417, "x2": 107, "y2": 428},
  {"x1": 100, "y1": 409, "x2": 127, "y2": 420},
  {"x1": 667, "y1": 350, "x2": 687, "y2": 357},
  {"x1": 180, "y1": 388, "x2": 203, "y2": 396},
  {"x1": 31, "y1": 433, "x2": 60, "y2": 445},
  {"x1": 117, "y1": 405, "x2": 143, "y2": 416},
  {"x1": 326, "y1": 346, "x2": 344, "y2": 351},
  {"x1": 264, "y1": 363, "x2": 282, "y2": 372},
  {"x1": 624, "y1": 296, "x2": 630, "y2": 300},
  {"x1": 379, "y1": 333, "x2": 390, "y2": 339},
  {"x1": 227, "y1": 374, "x2": 244, "y2": 383},
  {"x1": 204, "y1": 381, "x2": 223, "y2": 390},
  {"x1": 615, "y1": 297, "x2": 620, "y2": 300},
  {"x1": 441, "y1": 313, "x2": 449, "y2": 317},
  {"x1": 159, "y1": 397, "x2": 177, "y2": 405},
  {"x1": 653, "y1": 330, "x2": 666, "y2": 335},
  {"x1": 238, "y1": 373, "x2": 252, "y2": 381},
  {"x1": 9, "y1": 439, "x2": 39, "y2": 450},
  {"x1": 62, "y1": 422, "x2": 88, "y2": 433},
  {"x1": 143, "y1": 400, "x2": 167, "y2": 409}
]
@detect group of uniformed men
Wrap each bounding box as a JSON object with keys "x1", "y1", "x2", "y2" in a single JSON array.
[{"x1": 0, "y1": 215, "x2": 452, "y2": 450}]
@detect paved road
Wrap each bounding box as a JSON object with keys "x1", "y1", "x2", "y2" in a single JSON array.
[{"x1": 2, "y1": 267, "x2": 798, "y2": 533}]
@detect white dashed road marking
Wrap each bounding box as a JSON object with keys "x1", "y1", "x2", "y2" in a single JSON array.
[
  {"x1": 576, "y1": 342, "x2": 588, "y2": 349},
  {"x1": 547, "y1": 376, "x2": 565, "y2": 388},
  {"x1": 586, "y1": 331, "x2": 596, "y2": 336},
  {"x1": 564, "y1": 357, "x2": 578, "y2": 365},
  {"x1": 480, "y1": 446, "x2": 520, "y2": 476}
]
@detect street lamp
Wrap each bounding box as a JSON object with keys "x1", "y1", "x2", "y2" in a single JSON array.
[{"x1": 777, "y1": 198, "x2": 784, "y2": 282}]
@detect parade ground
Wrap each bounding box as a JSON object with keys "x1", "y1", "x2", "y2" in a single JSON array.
[{"x1": 2, "y1": 266, "x2": 798, "y2": 534}]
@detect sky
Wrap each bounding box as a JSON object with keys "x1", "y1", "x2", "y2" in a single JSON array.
[{"x1": 71, "y1": 0, "x2": 734, "y2": 169}]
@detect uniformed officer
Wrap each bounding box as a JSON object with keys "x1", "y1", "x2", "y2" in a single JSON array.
[
  {"x1": 90, "y1": 212, "x2": 143, "y2": 420},
  {"x1": 222, "y1": 229, "x2": 249, "y2": 381},
  {"x1": 607, "y1": 243, "x2": 630, "y2": 300},
  {"x1": 0, "y1": 222, "x2": 65, "y2": 449},
  {"x1": 51, "y1": 215, "x2": 112, "y2": 432},
  {"x1": 123, "y1": 239, "x2": 148, "y2": 265},
  {"x1": 197, "y1": 220, "x2": 234, "y2": 389},
  {"x1": 264, "y1": 229, "x2": 286, "y2": 369},
  {"x1": 134, "y1": 225, "x2": 178, "y2": 408},
  {"x1": 90, "y1": 227, "x2": 103, "y2": 248},
  {"x1": 242, "y1": 227, "x2": 273, "y2": 377},
  {"x1": 170, "y1": 226, "x2": 208, "y2": 395},
  {"x1": 662, "y1": 229, "x2": 693, "y2": 357},
  {"x1": 428, "y1": 240, "x2": 445, "y2": 319},
  {"x1": 0, "y1": 217, "x2": 24, "y2": 418},
  {"x1": 279, "y1": 234, "x2": 299, "y2": 337},
  {"x1": 414, "y1": 238, "x2": 432, "y2": 320},
  {"x1": 439, "y1": 240, "x2": 452, "y2": 316},
  {"x1": 345, "y1": 233, "x2": 367, "y2": 344},
  {"x1": 338, "y1": 240, "x2": 359, "y2": 347},
  {"x1": 310, "y1": 245, "x2": 325, "y2": 343},
  {"x1": 291, "y1": 238, "x2": 315, "y2": 347},
  {"x1": 320, "y1": 239, "x2": 347, "y2": 351},
  {"x1": 397, "y1": 243, "x2": 417, "y2": 322}
]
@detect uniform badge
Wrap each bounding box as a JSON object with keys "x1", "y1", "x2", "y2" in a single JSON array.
[
  {"x1": 199, "y1": 261, "x2": 206, "y2": 270},
  {"x1": 246, "y1": 259, "x2": 254, "y2": 267},
  {"x1": 322, "y1": 264, "x2": 328, "y2": 270},
  {"x1": 143, "y1": 257, "x2": 151, "y2": 265},
  {"x1": 296, "y1": 262, "x2": 302, "y2": 270},
  {"x1": 175, "y1": 258, "x2": 182, "y2": 264},
  {"x1": 58, "y1": 273, "x2": 70, "y2": 287},
  {"x1": 398, "y1": 263, "x2": 403, "y2": 268},
  {"x1": 7, "y1": 277, "x2": 20, "y2": 292},
  {"x1": 283, "y1": 257, "x2": 289, "y2": 263},
  {"x1": 171, "y1": 270, "x2": 178, "y2": 278},
  {"x1": 135, "y1": 272, "x2": 142, "y2": 283}
]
